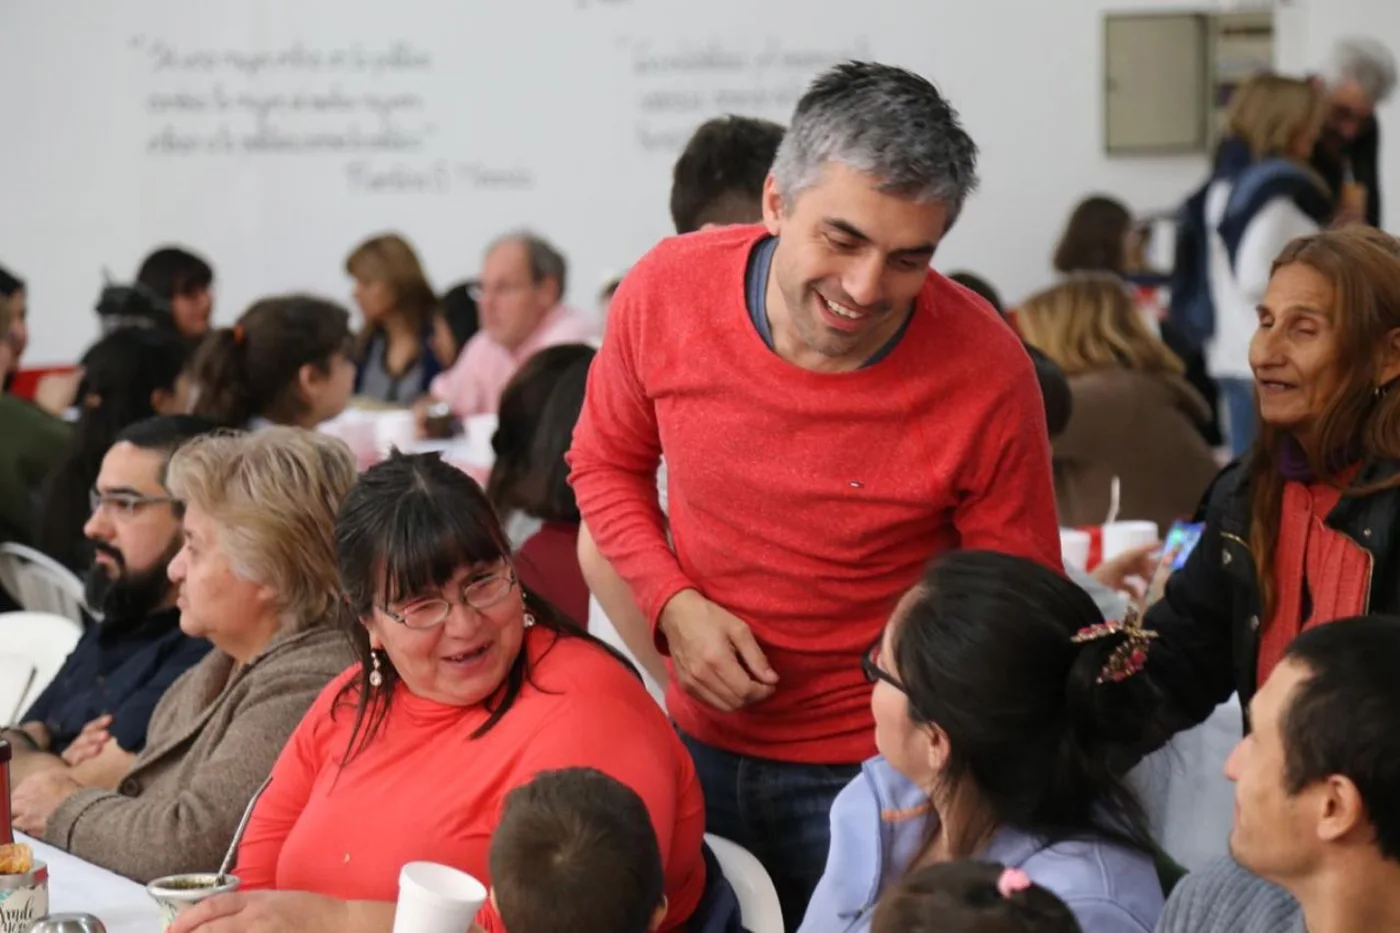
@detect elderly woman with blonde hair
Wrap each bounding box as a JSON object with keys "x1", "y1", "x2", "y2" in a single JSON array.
[
  {"x1": 12, "y1": 427, "x2": 359, "y2": 884},
  {"x1": 1018, "y1": 274, "x2": 1221, "y2": 530}
]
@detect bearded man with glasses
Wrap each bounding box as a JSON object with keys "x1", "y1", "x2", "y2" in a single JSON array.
[{"x1": 2, "y1": 415, "x2": 217, "y2": 787}]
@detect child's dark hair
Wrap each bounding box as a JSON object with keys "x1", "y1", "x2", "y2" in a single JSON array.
[
  {"x1": 188, "y1": 294, "x2": 351, "y2": 428},
  {"x1": 872, "y1": 862, "x2": 1083, "y2": 933},
  {"x1": 489, "y1": 768, "x2": 665, "y2": 933}
]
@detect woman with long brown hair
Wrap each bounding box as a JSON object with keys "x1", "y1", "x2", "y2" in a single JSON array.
[
  {"x1": 1017, "y1": 274, "x2": 1220, "y2": 529},
  {"x1": 345, "y1": 233, "x2": 441, "y2": 405},
  {"x1": 1144, "y1": 226, "x2": 1400, "y2": 746}
]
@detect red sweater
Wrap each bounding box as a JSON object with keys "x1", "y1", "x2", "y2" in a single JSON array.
[
  {"x1": 234, "y1": 628, "x2": 706, "y2": 931},
  {"x1": 516, "y1": 521, "x2": 590, "y2": 626},
  {"x1": 568, "y1": 226, "x2": 1062, "y2": 763},
  {"x1": 1257, "y1": 475, "x2": 1371, "y2": 683}
]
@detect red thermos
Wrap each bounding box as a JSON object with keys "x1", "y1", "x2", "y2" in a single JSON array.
[{"x1": 0, "y1": 738, "x2": 13, "y2": 844}]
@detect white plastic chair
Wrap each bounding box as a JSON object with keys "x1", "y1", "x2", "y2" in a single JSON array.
[
  {"x1": 705, "y1": 833, "x2": 783, "y2": 933},
  {"x1": 0, "y1": 654, "x2": 38, "y2": 724},
  {"x1": 0, "y1": 610, "x2": 84, "y2": 722},
  {"x1": 0, "y1": 542, "x2": 90, "y2": 624}
]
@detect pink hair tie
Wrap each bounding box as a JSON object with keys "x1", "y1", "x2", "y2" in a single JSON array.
[{"x1": 997, "y1": 868, "x2": 1032, "y2": 899}]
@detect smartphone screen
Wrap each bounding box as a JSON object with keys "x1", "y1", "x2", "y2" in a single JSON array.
[{"x1": 1145, "y1": 521, "x2": 1205, "y2": 607}]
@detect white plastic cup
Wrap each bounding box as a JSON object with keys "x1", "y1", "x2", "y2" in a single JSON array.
[
  {"x1": 1101, "y1": 520, "x2": 1160, "y2": 562},
  {"x1": 375, "y1": 410, "x2": 419, "y2": 456},
  {"x1": 392, "y1": 862, "x2": 488, "y2": 933},
  {"x1": 1060, "y1": 529, "x2": 1092, "y2": 572},
  {"x1": 462, "y1": 413, "x2": 499, "y2": 466}
]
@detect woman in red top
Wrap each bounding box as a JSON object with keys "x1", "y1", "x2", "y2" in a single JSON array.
[{"x1": 171, "y1": 452, "x2": 706, "y2": 933}]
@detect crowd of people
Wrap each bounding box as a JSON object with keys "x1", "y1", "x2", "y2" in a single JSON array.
[{"x1": 2, "y1": 34, "x2": 1399, "y2": 933}]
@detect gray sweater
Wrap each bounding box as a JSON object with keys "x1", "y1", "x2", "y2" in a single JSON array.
[{"x1": 1156, "y1": 857, "x2": 1302, "y2": 933}]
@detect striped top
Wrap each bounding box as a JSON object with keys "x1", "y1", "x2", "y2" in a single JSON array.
[{"x1": 1157, "y1": 857, "x2": 1303, "y2": 933}]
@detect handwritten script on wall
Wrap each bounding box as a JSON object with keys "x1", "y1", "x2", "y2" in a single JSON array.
[
  {"x1": 627, "y1": 36, "x2": 870, "y2": 153},
  {"x1": 131, "y1": 37, "x2": 534, "y2": 194}
]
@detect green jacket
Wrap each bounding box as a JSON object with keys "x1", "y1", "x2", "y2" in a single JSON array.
[{"x1": 0, "y1": 394, "x2": 71, "y2": 544}]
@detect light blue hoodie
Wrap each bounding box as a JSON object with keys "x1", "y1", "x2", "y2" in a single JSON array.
[{"x1": 798, "y1": 757, "x2": 1164, "y2": 933}]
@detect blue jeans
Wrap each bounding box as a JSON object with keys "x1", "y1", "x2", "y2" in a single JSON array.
[
  {"x1": 1217, "y1": 377, "x2": 1257, "y2": 459},
  {"x1": 680, "y1": 731, "x2": 861, "y2": 933}
]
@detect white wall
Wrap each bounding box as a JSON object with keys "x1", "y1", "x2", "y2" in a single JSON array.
[{"x1": 0, "y1": 0, "x2": 1393, "y2": 365}]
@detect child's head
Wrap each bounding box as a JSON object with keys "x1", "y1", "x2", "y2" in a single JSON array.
[
  {"x1": 872, "y1": 862, "x2": 1083, "y2": 933},
  {"x1": 488, "y1": 768, "x2": 667, "y2": 933}
]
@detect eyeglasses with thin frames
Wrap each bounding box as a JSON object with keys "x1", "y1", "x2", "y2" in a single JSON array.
[
  {"x1": 89, "y1": 488, "x2": 180, "y2": 519},
  {"x1": 379, "y1": 568, "x2": 519, "y2": 630}
]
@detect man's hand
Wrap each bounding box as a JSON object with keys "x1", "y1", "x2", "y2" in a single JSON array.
[
  {"x1": 61, "y1": 714, "x2": 114, "y2": 767},
  {"x1": 659, "y1": 590, "x2": 778, "y2": 712}
]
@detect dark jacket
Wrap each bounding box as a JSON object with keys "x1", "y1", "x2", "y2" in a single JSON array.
[
  {"x1": 353, "y1": 327, "x2": 443, "y2": 404},
  {"x1": 1143, "y1": 455, "x2": 1400, "y2": 745},
  {"x1": 23, "y1": 606, "x2": 212, "y2": 754},
  {"x1": 1311, "y1": 116, "x2": 1382, "y2": 227}
]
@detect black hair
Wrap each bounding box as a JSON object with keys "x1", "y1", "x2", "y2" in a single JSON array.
[
  {"x1": 490, "y1": 768, "x2": 665, "y2": 933},
  {"x1": 0, "y1": 265, "x2": 23, "y2": 298},
  {"x1": 1053, "y1": 196, "x2": 1133, "y2": 275},
  {"x1": 892, "y1": 551, "x2": 1157, "y2": 859},
  {"x1": 516, "y1": 351, "x2": 594, "y2": 524},
  {"x1": 114, "y1": 414, "x2": 224, "y2": 492},
  {"x1": 872, "y1": 861, "x2": 1083, "y2": 933},
  {"x1": 333, "y1": 452, "x2": 637, "y2": 764},
  {"x1": 670, "y1": 115, "x2": 785, "y2": 234},
  {"x1": 188, "y1": 294, "x2": 351, "y2": 428},
  {"x1": 1282, "y1": 615, "x2": 1400, "y2": 862},
  {"x1": 1026, "y1": 344, "x2": 1073, "y2": 439},
  {"x1": 33, "y1": 327, "x2": 191, "y2": 569},
  {"x1": 948, "y1": 271, "x2": 1004, "y2": 315},
  {"x1": 436, "y1": 281, "x2": 480, "y2": 359},
  {"x1": 136, "y1": 246, "x2": 214, "y2": 301},
  {"x1": 94, "y1": 282, "x2": 175, "y2": 334},
  {"x1": 486, "y1": 344, "x2": 597, "y2": 519}
]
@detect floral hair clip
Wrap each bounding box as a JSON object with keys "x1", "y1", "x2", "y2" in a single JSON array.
[
  {"x1": 1070, "y1": 602, "x2": 1158, "y2": 684},
  {"x1": 997, "y1": 867, "x2": 1032, "y2": 898}
]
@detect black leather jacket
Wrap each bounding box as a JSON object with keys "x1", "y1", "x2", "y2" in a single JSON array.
[{"x1": 1142, "y1": 456, "x2": 1400, "y2": 746}]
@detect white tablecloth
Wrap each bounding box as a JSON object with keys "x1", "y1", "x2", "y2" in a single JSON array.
[{"x1": 16, "y1": 833, "x2": 158, "y2": 933}]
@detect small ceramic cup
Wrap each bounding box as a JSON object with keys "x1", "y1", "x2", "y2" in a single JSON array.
[
  {"x1": 146, "y1": 873, "x2": 240, "y2": 932},
  {"x1": 0, "y1": 860, "x2": 49, "y2": 933}
]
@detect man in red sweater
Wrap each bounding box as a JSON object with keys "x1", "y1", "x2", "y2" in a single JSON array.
[{"x1": 568, "y1": 61, "x2": 1061, "y2": 927}]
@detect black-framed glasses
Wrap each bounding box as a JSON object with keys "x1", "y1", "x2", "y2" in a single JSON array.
[
  {"x1": 861, "y1": 638, "x2": 907, "y2": 694},
  {"x1": 379, "y1": 568, "x2": 518, "y2": 630},
  {"x1": 89, "y1": 488, "x2": 180, "y2": 519}
]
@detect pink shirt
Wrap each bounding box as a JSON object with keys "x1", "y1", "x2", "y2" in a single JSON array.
[{"x1": 430, "y1": 304, "x2": 596, "y2": 417}]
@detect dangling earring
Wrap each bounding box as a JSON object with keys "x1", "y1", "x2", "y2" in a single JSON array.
[
  {"x1": 368, "y1": 650, "x2": 384, "y2": 688},
  {"x1": 523, "y1": 600, "x2": 536, "y2": 629}
]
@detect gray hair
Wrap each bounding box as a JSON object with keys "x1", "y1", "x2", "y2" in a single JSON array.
[
  {"x1": 771, "y1": 61, "x2": 979, "y2": 224},
  {"x1": 1329, "y1": 38, "x2": 1397, "y2": 105},
  {"x1": 489, "y1": 230, "x2": 568, "y2": 297}
]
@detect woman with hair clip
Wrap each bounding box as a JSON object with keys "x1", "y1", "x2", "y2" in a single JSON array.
[
  {"x1": 1143, "y1": 227, "x2": 1400, "y2": 748},
  {"x1": 188, "y1": 294, "x2": 355, "y2": 430},
  {"x1": 346, "y1": 233, "x2": 441, "y2": 405},
  {"x1": 32, "y1": 327, "x2": 190, "y2": 570},
  {"x1": 1018, "y1": 274, "x2": 1220, "y2": 530},
  {"x1": 169, "y1": 452, "x2": 711, "y2": 933},
  {"x1": 800, "y1": 550, "x2": 1165, "y2": 933}
]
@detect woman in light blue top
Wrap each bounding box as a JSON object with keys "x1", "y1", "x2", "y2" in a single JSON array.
[{"x1": 800, "y1": 551, "x2": 1165, "y2": 933}]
